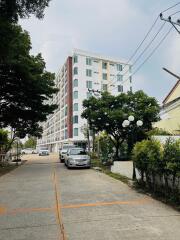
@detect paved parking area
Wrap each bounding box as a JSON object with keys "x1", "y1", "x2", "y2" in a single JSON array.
[{"x1": 0, "y1": 154, "x2": 180, "y2": 240}]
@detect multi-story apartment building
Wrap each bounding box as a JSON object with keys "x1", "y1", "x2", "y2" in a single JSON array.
[{"x1": 37, "y1": 49, "x2": 132, "y2": 152}]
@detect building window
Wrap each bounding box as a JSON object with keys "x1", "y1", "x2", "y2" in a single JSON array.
[
  {"x1": 74, "y1": 55, "x2": 78, "y2": 63},
  {"x1": 102, "y1": 73, "x2": 107, "y2": 80},
  {"x1": 117, "y1": 74, "x2": 123, "y2": 81},
  {"x1": 73, "y1": 115, "x2": 78, "y2": 124},
  {"x1": 74, "y1": 67, "x2": 78, "y2": 75},
  {"x1": 73, "y1": 128, "x2": 78, "y2": 136},
  {"x1": 65, "y1": 106, "x2": 67, "y2": 116},
  {"x1": 73, "y1": 103, "x2": 78, "y2": 111},
  {"x1": 117, "y1": 64, "x2": 122, "y2": 71},
  {"x1": 86, "y1": 81, "x2": 92, "y2": 89},
  {"x1": 73, "y1": 79, "x2": 78, "y2": 87},
  {"x1": 102, "y1": 62, "x2": 107, "y2": 69},
  {"x1": 65, "y1": 129, "x2": 68, "y2": 139},
  {"x1": 87, "y1": 92, "x2": 92, "y2": 99},
  {"x1": 86, "y1": 58, "x2": 92, "y2": 65},
  {"x1": 73, "y1": 91, "x2": 78, "y2": 99},
  {"x1": 86, "y1": 69, "x2": 92, "y2": 77},
  {"x1": 102, "y1": 84, "x2": 108, "y2": 91},
  {"x1": 129, "y1": 76, "x2": 132, "y2": 83},
  {"x1": 118, "y1": 85, "x2": 123, "y2": 92},
  {"x1": 102, "y1": 84, "x2": 108, "y2": 92}
]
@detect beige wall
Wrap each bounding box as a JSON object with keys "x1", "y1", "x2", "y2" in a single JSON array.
[
  {"x1": 165, "y1": 83, "x2": 180, "y2": 104},
  {"x1": 154, "y1": 103, "x2": 180, "y2": 134}
]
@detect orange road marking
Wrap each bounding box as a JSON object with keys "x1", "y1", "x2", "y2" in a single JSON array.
[
  {"x1": 52, "y1": 165, "x2": 67, "y2": 240},
  {"x1": 0, "y1": 198, "x2": 150, "y2": 216},
  {"x1": 0, "y1": 206, "x2": 7, "y2": 214},
  {"x1": 61, "y1": 198, "x2": 150, "y2": 209}
]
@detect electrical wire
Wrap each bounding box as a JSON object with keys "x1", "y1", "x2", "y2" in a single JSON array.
[
  {"x1": 161, "y1": 2, "x2": 180, "y2": 13},
  {"x1": 121, "y1": 22, "x2": 166, "y2": 78},
  {"x1": 109, "y1": 15, "x2": 160, "y2": 87},
  {"x1": 99, "y1": 3, "x2": 179, "y2": 94},
  {"x1": 110, "y1": 7, "x2": 180, "y2": 89},
  {"x1": 109, "y1": 3, "x2": 180, "y2": 88},
  {"x1": 119, "y1": 26, "x2": 173, "y2": 86},
  {"x1": 170, "y1": 10, "x2": 180, "y2": 16}
]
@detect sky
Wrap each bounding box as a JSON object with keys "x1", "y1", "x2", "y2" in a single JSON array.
[{"x1": 20, "y1": 0, "x2": 180, "y2": 103}]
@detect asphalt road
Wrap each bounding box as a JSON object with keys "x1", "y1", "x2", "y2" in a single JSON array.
[{"x1": 0, "y1": 154, "x2": 180, "y2": 240}]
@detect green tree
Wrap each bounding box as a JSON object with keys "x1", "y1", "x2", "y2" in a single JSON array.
[
  {"x1": 0, "y1": 129, "x2": 9, "y2": 153},
  {"x1": 0, "y1": 24, "x2": 58, "y2": 139},
  {"x1": 23, "y1": 137, "x2": 37, "y2": 149},
  {"x1": 0, "y1": 0, "x2": 51, "y2": 22},
  {"x1": 82, "y1": 91, "x2": 160, "y2": 160}
]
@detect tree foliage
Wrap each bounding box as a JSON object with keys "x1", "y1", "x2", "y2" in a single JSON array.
[
  {"x1": 0, "y1": 23, "x2": 58, "y2": 138},
  {"x1": 23, "y1": 137, "x2": 37, "y2": 149},
  {"x1": 0, "y1": 0, "x2": 51, "y2": 22},
  {"x1": 0, "y1": 1, "x2": 58, "y2": 140},
  {"x1": 82, "y1": 91, "x2": 160, "y2": 159},
  {"x1": 0, "y1": 129, "x2": 9, "y2": 153}
]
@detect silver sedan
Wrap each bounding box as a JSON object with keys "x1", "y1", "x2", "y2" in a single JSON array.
[{"x1": 65, "y1": 148, "x2": 91, "y2": 168}]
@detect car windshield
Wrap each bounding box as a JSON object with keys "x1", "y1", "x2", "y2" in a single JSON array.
[
  {"x1": 63, "y1": 145, "x2": 74, "y2": 149},
  {"x1": 70, "y1": 148, "x2": 86, "y2": 155}
]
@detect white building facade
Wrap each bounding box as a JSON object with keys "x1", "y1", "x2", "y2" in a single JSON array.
[{"x1": 37, "y1": 49, "x2": 132, "y2": 152}]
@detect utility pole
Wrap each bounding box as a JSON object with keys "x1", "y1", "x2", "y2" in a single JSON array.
[
  {"x1": 160, "y1": 13, "x2": 180, "y2": 34},
  {"x1": 162, "y1": 67, "x2": 180, "y2": 80}
]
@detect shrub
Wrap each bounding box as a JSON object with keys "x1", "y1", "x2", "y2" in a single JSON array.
[
  {"x1": 133, "y1": 139, "x2": 162, "y2": 187},
  {"x1": 163, "y1": 138, "x2": 180, "y2": 189},
  {"x1": 133, "y1": 138, "x2": 180, "y2": 202}
]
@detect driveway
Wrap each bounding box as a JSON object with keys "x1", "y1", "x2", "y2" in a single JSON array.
[{"x1": 0, "y1": 154, "x2": 180, "y2": 240}]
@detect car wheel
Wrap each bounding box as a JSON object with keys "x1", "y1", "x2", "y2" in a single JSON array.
[{"x1": 67, "y1": 161, "x2": 70, "y2": 169}]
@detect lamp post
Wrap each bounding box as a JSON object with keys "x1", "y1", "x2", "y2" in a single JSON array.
[{"x1": 122, "y1": 116, "x2": 143, "y2": 180}]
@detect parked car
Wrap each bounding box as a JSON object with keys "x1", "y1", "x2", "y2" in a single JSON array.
[
  {"x1": 39, "y1": 148, "x2": 49, "y2": 156},
  {"x1": 21, "y1": 148, "x2": 37, "y2": 154},
  {"x1": 64, "y1": 148, "x2": 90, "y2": 168},
  {"x1": 59, "y1": 144, "x2": 75, "y2": 163}
]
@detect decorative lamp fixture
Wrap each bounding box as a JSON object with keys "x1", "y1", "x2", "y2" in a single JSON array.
[{"x1": 128, "y1": 115, "x2": 134, "y2": 122}]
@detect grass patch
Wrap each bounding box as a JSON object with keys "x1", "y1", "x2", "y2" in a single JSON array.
[{"x1": 91, "y1": 158, "x2": 130, "y2": 185}]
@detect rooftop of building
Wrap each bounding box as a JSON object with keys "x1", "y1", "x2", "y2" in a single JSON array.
[{"x1": 72, "y1": 48, "x2": 131, "y2": 65}]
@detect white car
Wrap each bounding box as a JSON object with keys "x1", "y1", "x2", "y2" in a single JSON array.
[
  {"x1": 59, "y1": 144, "x2": 75, "y2": 162},
  {"x1": 64, "y1": 148, "x2": 90, "y2": 168},
  {"x1": 39, "y1": 148, "x2": 49, "y2": 156},
  {"x1": 21, "y1": 148, "x2": 37, "y2": 154}
]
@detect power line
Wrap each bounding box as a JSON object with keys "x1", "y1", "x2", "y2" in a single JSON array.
[
  {"x1": 109, "y1": 3, "x2": 180, "y2": 87},
  {"x1": 122, "y1": 16, "x2": 160, "y2": 67},
  {"x1": 110, "y1": 7, "x2": 179, "y2": 90},
  {"x1": 109, "y1": 15, "x2": 160, "y2": 87},
  {"x1": 161, "y1": 2, "x2": 180, "y2": 13},
  {"x1": 119, "y1": 26, "x2": 173, "y2": 86},
  {"x1": 121, "y1": 21, "x2": 166, "y2": 78},
  {"x1": 97, "y1": 3, "x2": 179, "y2": 94},
  {"x1": 170, "y1": 10, "x2": 180, "y2": 16}
]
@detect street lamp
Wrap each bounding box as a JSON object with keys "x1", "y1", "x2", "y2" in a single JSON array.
[{"x1": 122, "y1": 116, "x2": 143, "y2": 180}]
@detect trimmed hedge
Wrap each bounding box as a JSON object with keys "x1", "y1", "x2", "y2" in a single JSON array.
[{"x1": 133, "y1": 138, "x2": 180, "y2": 200}]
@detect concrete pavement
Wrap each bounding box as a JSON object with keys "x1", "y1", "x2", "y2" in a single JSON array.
[
  {"x1": 0, "y1": 154, "x2": 180, "y2": 240},
  {"x1": 0, "y1": 154, "x2": 62, "y2": 240}
]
